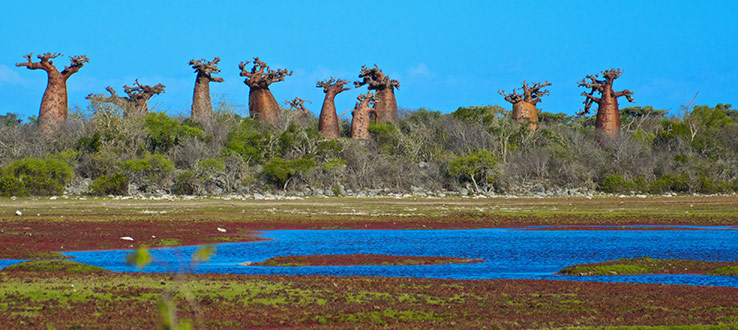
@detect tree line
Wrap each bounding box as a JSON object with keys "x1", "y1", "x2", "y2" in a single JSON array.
[{"x1": 2, "y1": 51, "x2": 736, "y2": 197}]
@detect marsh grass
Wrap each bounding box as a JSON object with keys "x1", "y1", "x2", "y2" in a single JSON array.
[{"x1": 560, "y1": 257, "x2": 738, "y2": 276}]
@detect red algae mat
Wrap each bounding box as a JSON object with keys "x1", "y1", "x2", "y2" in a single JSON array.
[
  {"x1": 2, "y1": 271, "x2": 738, "y2": 329},
  {"x1": 0, "y1": 219, "x2": 263, "y2": 259},
  {"x1": 252, "y1": 254, "x2": 484, "y2": 266}
]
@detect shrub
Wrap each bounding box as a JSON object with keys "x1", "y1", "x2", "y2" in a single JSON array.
[
  {"x1": 262, "y1": 157, "x2": 316, "y2": 189},
  {"x1": 90, "y1": 172, "x2": 128, "y2": 196},
  {"x1": 448, "y1": 149, "x2": 497, "y2": 192},
  {"x1": 649, "y1": 174, "x2": 689, "y2": 193},
  {"x1": 224, "y1": 118, "x2": 271, "y2": 164},
  {"x1": 0, "y1": 157, "x2": 73, "y2": 196},
  {"x1": 368, "y1": 122, "x2": 400, "y2": 154},
  {"x1": 0, "y1": 175, "x2": 25, "y2": 197},
  {"x1": 172, "y1": 170, "x2": 198, "y2": 195},
  {"x1": 599, "y1": 174, "x2": 630, "y2": 193},
  {"x1": 144, "y1": 113, "x2": 205, "y2": 152},
  {"x1": 122, "y1": 154, "x2": 175, "y2": 190}
]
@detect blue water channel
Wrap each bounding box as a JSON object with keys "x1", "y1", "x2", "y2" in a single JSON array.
[{"x1": 4, "y1": 226, "x2": 738, "y2": 287}]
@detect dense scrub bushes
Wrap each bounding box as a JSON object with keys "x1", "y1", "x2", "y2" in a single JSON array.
[
  {"x1": 0, "y1": 102, "x2": 737, "y2": 196},
  {"x1": 0, "y1": 157, "x2": 73, "y2": 196}
]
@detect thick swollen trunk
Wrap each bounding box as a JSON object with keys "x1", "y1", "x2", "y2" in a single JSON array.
[
  {"x1": 595, "y1": 94, "x2": 621, "y2": 139},
  {"x1": 318, "y1": 94, "x2": 340, "y2": 138},
  {"x1": 38, "y1": 73, "x2": 68, "y2": 134},
  {"x1": 351, "y1": 104, "x2": 373, "y2": 141},
  {"x1": 374, "y1": 88, "x2": 398, "y2": 122},
  {"x1": 511, "y1": 101, "x2": 538, "y2": 130},
  {"x1": 191, "y1": 75, "x2": 214, "y2": 120},
  {"x1": 248, "y1": 87, "x2": 280, "y2": 125}
]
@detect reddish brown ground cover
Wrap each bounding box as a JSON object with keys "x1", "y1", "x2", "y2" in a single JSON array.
[
  {"x1": 1, "y1": 271, "x2": 738, "y2": 329},
  {"x1": 253, "y1": 254, "x2": 484, "y2": 266},
  {"x1": 0, "y1": 219, "x2": 263, "y2": 259},
  {"x1": 1, "y1": 196, "x2": 737, "y2": 259}
]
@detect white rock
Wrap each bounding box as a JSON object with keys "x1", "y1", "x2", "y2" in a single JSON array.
[
  {"x1": 49, "y1": 196, "x2": 58, "y2": 200},
  {"x1": 217, "y1": 227, "x2": 227, "y2": 233},
  {"x1": 15, "y1": 210, "x2": 22, "y2": 216},
  {"x1": 120, "y1": 236, "x2": 134, "y2": 241},
  {"x1": 237, "y1": 261, "x2": 253, "y2": 266}
]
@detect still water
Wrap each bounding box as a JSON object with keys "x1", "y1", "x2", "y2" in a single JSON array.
[{"x1": 11, "y1": 226, "x2": 738, "y2": 287}]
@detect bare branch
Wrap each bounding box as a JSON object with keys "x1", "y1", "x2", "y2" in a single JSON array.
[
  {"x1": 287, "y1": 97, "x2": 311, "y2": 115},
  {"x1": 190, "y1": 57, "x2": 224, "y2": 82},
  {"x1": 239, "y1": 57, "x2": 292, "y2": 88},
  {"x1": 16, "y1": 52, "x2": 61, "y2": 72},
  {"x1": 316, "y1": 77, "x2": 351, "y2": 94},
  {"x1": 354, "y1": 64, "x2": 400, "y2": 91},
  {"x1": 497, "y1": 89, "x2": 522, "y2": 104},
  {"x1": 61, "y1": 55, "x2": 89, "y2": 78}
]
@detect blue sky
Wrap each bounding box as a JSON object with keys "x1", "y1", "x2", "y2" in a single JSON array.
[{"x1": 1, "y1": 1, "x2": 736, "y2": 120}]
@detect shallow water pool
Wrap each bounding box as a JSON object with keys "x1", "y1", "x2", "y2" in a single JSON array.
[{"x1": 46, "y1": 226, "x2": 738, "y2": 287}]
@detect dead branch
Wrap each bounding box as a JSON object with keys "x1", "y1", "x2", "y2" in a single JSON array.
[
  {"x1": 317, "y1": 77, "x2": 351, "y2": 94},
  {"x1": 190, "y1": 57, "x2": 224, "y2": 82},
  {"x1": 238, "y1": 57, "x2": 292, "y2": 88},
  {"x1": 354, "y1": 64, "x2": 400, "y2": 91}
]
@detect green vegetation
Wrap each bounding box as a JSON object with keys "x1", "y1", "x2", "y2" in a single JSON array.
[
  {"x1": 90, "y1": 172, "x2": 127, "y2": 195},
  {"x1": 0, "y1": 102, "x2": 737, "y2": 196},
  {"x1": 0, "y1": 157, "x2": 73, "y2": 196},
  {"x1": 3, "y1": 260, "x2": 107, "y2": 273},
  {"x1": 1, "y1": 270, "x2": 737, "y2": 328},
  {"x1": 559, "y1": 257, "x2": 738, "y2": 276},
  {"x1": 712, "y1": 266, "x2": 738, "y2": 276}
]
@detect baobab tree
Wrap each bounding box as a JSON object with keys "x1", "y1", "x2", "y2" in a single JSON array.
[
  {"x1": 189, "y1": 57, "x2": 223, "y2": 120},
  {"x1": 351, "y1": 92, "x2": 379, "y2": 141},
  {"x1": 498, "y1": 80, "x2": 551, "y2": 130},
  {"x1": 577, "y1": 68, "x2": 634, "y2": 139},
  {"x1": 16, "y1": 52, "x2": 89, "y2": 133},
  {"x1": 287, "y1": 97, "x2": 311, "y2": 117},
  {"x1": 316, "y1": 78, "x2": 351, "y2": 138},
  {"x1": 239, "y1": 57, "x2": 293, "y2": 125},
  {"x1": 87, "y1": 79, "x2": 165, "y2": 115},
  {"x1": 354, "y1": 65, "x2": 399, "y2": 122}
]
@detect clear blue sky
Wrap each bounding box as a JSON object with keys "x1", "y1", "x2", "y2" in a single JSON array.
[{"x1": 1, "y1": 1, "x2": 736, "y2": 120}]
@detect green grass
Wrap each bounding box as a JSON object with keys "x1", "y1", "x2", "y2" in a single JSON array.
[
  {"x1": 2, "y1": 260, "x2": 108, "y2": 273},
  {"x1": 711, "y1": 266, "x2": 738, "y2": 276},
  {"x1": 560, "y1": 257, "x2": 738, "y2": 276}
]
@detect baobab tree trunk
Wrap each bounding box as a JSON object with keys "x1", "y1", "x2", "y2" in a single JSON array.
[
  {"x1": 38, "y1": 73, "x2": 69, "y2": 133},
  {"x1": 355, "y1": 65, "x2": 400, "y2": 122},
  {"x1": 317, "y1": 78, "x2": 351, "y2": 138},
  {"x1": 249, "y1": 88, "x2": 281, "y2": 124},
  {"x1": 578, "y1": 69, "x2": 634, "y2": 141},
  {"x1": 374, "y1": 87, "x2": 399, "y2": 122},
  {"x1": 498, "y1": 80, "x2": 550, "y2": 131},
  {"x1": 190, "y1": 57, "x2": 224, "y2": 121},
  {"x1": 16, "y1": 53, "x2": 89, "y2": 134},
  {"x1": 319, "y1": 94, "x2": 340, "y2": 138},
  {"x1": 351, "y1": 93, "x2": 378, "y2": 141},
  {"x1": 594, "y1": 89, "x2": 621, "y2": 139},
  {"x1": 192, "y1": 75, "x2": 215, "y2": 119},
  {"x1": 512, "y1": 102, "x2": 539, "y2": 130},
  {"x1": 239, "y1": 57, "x2": 293, "y2": 125}
]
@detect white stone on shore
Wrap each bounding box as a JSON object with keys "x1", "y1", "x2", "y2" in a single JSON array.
[{"x1": 120, "y1": 236, "x2": 134, "y2": 241}]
